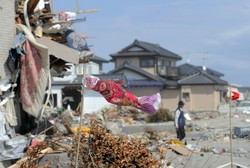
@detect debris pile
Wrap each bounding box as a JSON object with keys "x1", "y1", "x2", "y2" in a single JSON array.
[
  {"x1": 1, "y1": 0, "x2": 96, "y2": 162},
  {"x1": 15, "y1": 0, "x2": 94, "y2": 76},
  {"x1": 234, "y1": 126, "x2": 250, "y2": 139},
  {"x1": 20, "y1": 141, "x2": 50, "y2": 168},
  {"x1": 102, "y1": 106, "x2": 147, "y2": 124},
  {"x1": 69, "y1": 120, "x2": 159, "y2": 167},
  {"x1": 10, "y1": 119, "x2": 159, "y2": 168}
]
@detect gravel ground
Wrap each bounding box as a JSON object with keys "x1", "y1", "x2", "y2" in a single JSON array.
[{"x1": 165, "y1": 117, "x2": 250, "y2": 168}]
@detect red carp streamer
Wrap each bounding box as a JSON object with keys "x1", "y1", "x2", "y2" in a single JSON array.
[{"x1": 86, "y1": 76, "x2": 161, "y2": 114}]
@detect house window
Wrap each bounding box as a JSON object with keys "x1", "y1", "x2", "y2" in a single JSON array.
[
  {"x1": 160, "y1": 60, "x2": 172, "y2": 67},
  {"x1": 171, "y1": 61, "x2": 176, "y2": 67},
  {"x1": 140, "y1": 59, "x2": 155, "y2": 67},
  {"x1": 183, "y1": 92, "x2": 190, "y2": 102}
]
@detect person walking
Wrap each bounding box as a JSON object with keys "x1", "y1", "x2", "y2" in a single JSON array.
[{"x1": 175, "y1": 100, "x2": 186, "y2": 141}]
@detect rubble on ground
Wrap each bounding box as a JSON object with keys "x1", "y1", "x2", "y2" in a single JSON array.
[
  {"x1": 10, "y1": 118, "x2": 160, "y2": 168},
  {"x1": 2, "y1": 107, "x2": 250, "y2": 168}
]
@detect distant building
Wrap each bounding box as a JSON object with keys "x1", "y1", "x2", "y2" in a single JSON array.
[
  {"x1": 238, "y1": 87, "x2": 250, "y2": 100},
  {"x1": 109, "y1": 39, "x2": 229, "y2": 112},
  {"x1": 177, "y1": 63, "x2": 228, "y2": 112},
  {"x1": 110, "y1": 39, "x2": 181, "y2": 78},
  {"x1": 75, "y1": 54, "x2": 109, "y2": 75}
]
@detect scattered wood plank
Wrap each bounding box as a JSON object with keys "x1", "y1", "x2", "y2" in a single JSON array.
[
  {"x1": 64, "y1": 123, "x2": 74, "y2": 134},
  {"x1": 75, "y1": 9, "x2": 100, "y2": 14},
  {"x1": 27, "y1": 0, "x2": 40, "y2": 14},
  {"x1": 169, "y1": 145, "x2": 192, "y2": 156}
]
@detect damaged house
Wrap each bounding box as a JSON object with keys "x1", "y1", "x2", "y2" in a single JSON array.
[{"x1": 0, "y1": 0, "x2": 95, "y2": 161}]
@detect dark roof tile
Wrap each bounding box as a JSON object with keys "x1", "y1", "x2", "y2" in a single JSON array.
[
  {"x1": 86, "y1": 55, "x2": 109, "y2": 63},
  {"x1": 178, "y1": 63, "x2": 224, "y2": 77},
  {"x1": 111, "y1": 39, "x2": 182, "y2": 60},
  {"x1": 178, "y1": 72, "x2": 228, "y2": 85},
  {"x1": 108, "y1": 62, "x2": 177, "y2": 87}
]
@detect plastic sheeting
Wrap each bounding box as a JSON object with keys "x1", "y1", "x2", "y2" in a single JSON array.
[{"x1": 17, "y1": 24, "x2": 49, "y2": 118}]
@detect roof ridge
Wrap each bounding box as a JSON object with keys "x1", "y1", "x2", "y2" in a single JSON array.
[
  {"x1": 196, "y1": 66, "x2": 224, "y2": 76},
  {"x1": 138, "y1": 40, "x2": 182, "y2": 57},
  {"x1": 179, "y1": 63, "x2": 224, "y2": 78},
  {"x1": 178, "y1": 73, "x2": 200, "y2": 83},
  {"x1": 109, "y1": 62, "x2": 166, "y2": 82},
  {"x1": 188, "y1": 63, "x2": 203, "y2": 72},
  {"x1": 137, "y1": 40, "x2": 156, "y2": 45},
  {"x1": 111, "y1": 39, "x2": 182, "y2": 60},
  {"x1": 202, "y1": 72, "x2": 220, "y2": 83}
]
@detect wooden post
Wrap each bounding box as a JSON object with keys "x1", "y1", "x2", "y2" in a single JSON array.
[
  {"x1": 217, "y1": 85, "x2": 247, "y2": 168},
  {"x1": 229, "y1": 84, "x2": 233, "y2": 168},
  {"x1": 75, "y1": 64, "x2": 86, "y2": 168}
]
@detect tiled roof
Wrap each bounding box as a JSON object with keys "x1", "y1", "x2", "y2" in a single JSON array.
[
  {"x1": 108, "y1": 62, "x2": 177, "y2": 87},
  {"x1": 196, "y1": 66, "x2": 224, "y2": 77},
  {"x1": 178, "y1": 72, "x2": 228, "y2": 85},
  {"x1": 108, "y1": 61, "x2": 165, "y2": 82},
  {"x1": 178, "y1": 63, "x2": 224, "y2": 77},
  {"x1": 86, "y1": 55, "x2": 109, "y2": 63},
  {"x1": 110, "y1": 39, "x2": 182, "y2": 60}
]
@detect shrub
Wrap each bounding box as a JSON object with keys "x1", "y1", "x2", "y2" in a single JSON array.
[{"x1": 147, "y1": 108, "x2": 174, "y2": 123}]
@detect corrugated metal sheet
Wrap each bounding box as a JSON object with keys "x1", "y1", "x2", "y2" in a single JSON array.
[
  {"x1": 0, "y1": 0, "x2": 15, "y2": 79},
  {"x1": 36, "y1": 37, "x2": 80, "y2": 64}
]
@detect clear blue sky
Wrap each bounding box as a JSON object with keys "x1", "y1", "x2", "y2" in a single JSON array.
[{"x1": 53, "y1": 0, "x2": 250, "y2": 86}]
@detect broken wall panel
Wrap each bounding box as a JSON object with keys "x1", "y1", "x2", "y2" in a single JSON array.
[
  {"x1": 0, "y1": 0, "x2": 15, "y2": 79},
  {"x1": 62, "y1": 86, "x2": 81, "y2": 111}
]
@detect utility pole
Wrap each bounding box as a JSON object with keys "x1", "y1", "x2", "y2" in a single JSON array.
[
  {"x1": 75, "y1": 63, "x2": 87, "y2": 168},
  {"x1": 75, "y1": 0, "x2": 80, "y2": 13},
  {"x1": 229, "y1": 85, "x2": 233, "y2": 168}
]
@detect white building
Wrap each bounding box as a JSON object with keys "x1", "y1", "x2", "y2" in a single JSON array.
[{"x1": 51, "y1": 55, "x2": 111, "y2": 113}]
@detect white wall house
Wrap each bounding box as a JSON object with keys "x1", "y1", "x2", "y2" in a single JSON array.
[
  {"x1": 51, "y1": 56, "x2": 110, "y2": 113},
  {"x1": 75, "y1": 62, "x2": 100, "y2": 75}
]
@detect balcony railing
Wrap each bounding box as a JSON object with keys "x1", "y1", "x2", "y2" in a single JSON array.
[{"x1": 158, "y1": 66, "x2": 178, "y2": 77}]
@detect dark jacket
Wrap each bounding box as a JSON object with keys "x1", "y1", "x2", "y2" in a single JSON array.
[{"x1": 177, "y1": 108, "x2": 186, "y2": 127}]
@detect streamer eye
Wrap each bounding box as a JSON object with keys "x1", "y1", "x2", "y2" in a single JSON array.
[
  {"x1": 101, "y1": 90, "x2": 110, "y2": 96},
  {"x1": 99, "y1": 82, "x2": 107, "y2": 92}
]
